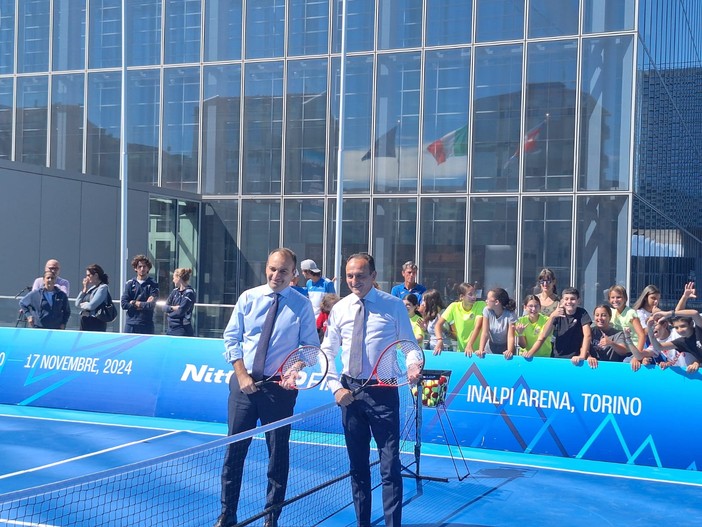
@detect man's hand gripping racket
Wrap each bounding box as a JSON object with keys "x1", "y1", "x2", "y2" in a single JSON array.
[
  {"x1": 352, "y1": 339, "x2": 425, "y2": 396},
  {"x1": 255, "y1": 345, "x2": 329, "y2": 390}
]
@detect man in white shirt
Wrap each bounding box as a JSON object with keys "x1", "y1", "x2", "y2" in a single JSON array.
[{"x1": 321, "y1": 253, "x2": 417, "y2": 527}]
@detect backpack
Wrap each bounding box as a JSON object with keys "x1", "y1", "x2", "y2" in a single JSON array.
[{"x1": 96, "y1": 290, "x2": 118, "y2": 323}]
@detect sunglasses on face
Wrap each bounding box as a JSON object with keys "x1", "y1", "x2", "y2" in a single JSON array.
[{"x1": 539, "y1": 279, "x2": 553, "y2": 285}]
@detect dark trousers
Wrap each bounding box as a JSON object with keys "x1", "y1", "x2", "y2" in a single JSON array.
[
  {"x1": 341, "y1": 376, "x2": 402, "y2": 527},
  {"x1": 220, "y1": 374, "x2": 298, "y2": 523},
  {"x1": 124, "y1": 322, "x2": 154, "y2": 334},
  {"x1": 167, "y1": 324, "x2": 194, "y2": 337},
  {"x1": 80, "y1": 315, "x2": 107, "y2": 332}
]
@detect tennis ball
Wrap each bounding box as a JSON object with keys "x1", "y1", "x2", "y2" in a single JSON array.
[
  {"x1": 427, "y1": 398, "x2": 436, "y2": 407},
  {"x1": 423, "y1": 387, "x2": 430, "y2": 396},
  {"x1": 439, "y1": 376, "x2": 447, "y2": 385}
]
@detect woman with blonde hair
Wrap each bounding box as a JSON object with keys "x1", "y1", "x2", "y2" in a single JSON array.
[{"x1": 164, "y1": 268, "x2": 196, "y2": 336}]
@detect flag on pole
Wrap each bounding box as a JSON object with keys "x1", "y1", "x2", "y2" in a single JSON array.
[
  {"x1": 426, "y1": 124, "x2": 468, "y2": 165},
  {"x1": 503, "y1": 119, "x2": 546, "y2": 169},
  {"x1": 361, "y1": 126, "x2": 397, "y2": 161}
]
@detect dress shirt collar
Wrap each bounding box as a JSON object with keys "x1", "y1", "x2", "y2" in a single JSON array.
[
  {"x1": 263, "y1": 284, "x2": 291, "y2": 299},
  {"x1": 351, "y1": 286, "x2": 378, "y2": 305}
]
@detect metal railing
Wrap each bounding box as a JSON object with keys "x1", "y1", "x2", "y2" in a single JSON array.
[{"x1": 0, "y1": 296, "x2": 234, "y2": 339}]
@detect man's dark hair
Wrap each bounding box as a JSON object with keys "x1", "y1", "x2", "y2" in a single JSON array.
[
  {"x1": 131, "y1": 254, "x2": 152, "y2": 270},
  {"x1": 347, "y1": 252, "x2": 375, "y2": 273}
]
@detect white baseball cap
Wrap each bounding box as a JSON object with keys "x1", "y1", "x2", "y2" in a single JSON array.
[{"x1": 300, "y1": 259, "x2": 321, "y2": 273}]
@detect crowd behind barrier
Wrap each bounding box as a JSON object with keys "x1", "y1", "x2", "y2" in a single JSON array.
[{"x1": 8, "y1": 258, "x2": 702, "y2": 373}]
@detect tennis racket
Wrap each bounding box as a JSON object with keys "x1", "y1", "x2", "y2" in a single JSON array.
[
  {"x1": 351, "y1": 339, "x2": 425, "y2": 396},
  {"x1": 255, "y1": 345, "x2": 329, "y2": 390}
]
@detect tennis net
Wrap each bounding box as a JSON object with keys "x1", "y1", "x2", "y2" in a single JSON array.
[{"x1": 0, "y1": 387, "x2": 417, "y2": 527}]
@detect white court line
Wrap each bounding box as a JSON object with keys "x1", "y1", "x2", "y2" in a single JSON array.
[
  {"x1": 0, "y1": 411, "x2": 223, "y2": 437},
  {"x1": 0, "y1": 519, "x2": 56, "y2": 526},
  {"x1": 0, "y1": 431, "x2": 182, "y2": 481}
]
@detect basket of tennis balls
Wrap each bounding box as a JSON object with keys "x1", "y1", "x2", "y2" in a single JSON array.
[{"x1": 411, "y1": 369, "x2": 450, "y2": 407}]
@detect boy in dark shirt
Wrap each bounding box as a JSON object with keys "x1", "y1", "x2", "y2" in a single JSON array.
[{"x1": 537, "y1": 287, "x2": 592, "y2": 364}]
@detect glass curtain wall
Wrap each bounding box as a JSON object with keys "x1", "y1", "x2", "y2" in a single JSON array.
[{"x1": 3, "y1": 0, "x2": 701, "y2": 332}]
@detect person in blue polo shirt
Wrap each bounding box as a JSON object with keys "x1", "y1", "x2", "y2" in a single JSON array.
[
  {"x1": 301, "y1": 258, "x2": 335, "y2": 317},
  {"x1": 390, "y1": 260, "x2": 427, "y2": 303}
]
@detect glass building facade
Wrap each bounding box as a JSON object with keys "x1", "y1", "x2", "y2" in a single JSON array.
[{"x1": 0, "y1": 0, "x2": 700, "y2": 335}]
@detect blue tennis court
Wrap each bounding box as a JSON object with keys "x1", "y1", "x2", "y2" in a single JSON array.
[{"x1": 2, "y1": 403, "x2": 702, "y2": 527}]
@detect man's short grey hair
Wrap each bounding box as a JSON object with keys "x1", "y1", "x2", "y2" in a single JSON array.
[{"x1": 402, "y1": 260, "x2": 417, "y2": 271}]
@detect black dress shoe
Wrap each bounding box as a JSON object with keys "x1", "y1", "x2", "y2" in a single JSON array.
[{"x1": 213, "y1": 513, "x2": 237, "y2": 527}]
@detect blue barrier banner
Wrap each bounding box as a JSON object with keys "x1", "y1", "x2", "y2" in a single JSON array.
[{"x1": 1, "y1": 328, "x2": 700, "y2": 472}]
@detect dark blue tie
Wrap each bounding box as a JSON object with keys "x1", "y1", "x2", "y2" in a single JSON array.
[{"x1": 252, "y1": 293, "x2": 279, "y2": 379}]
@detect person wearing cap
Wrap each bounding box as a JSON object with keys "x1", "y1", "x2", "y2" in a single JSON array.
[
  {"x1": 390, "y1": 260, "x2": 427, "y2": 304},
  {"x1": 301, "y1": 258, "x2": 335, "y2": 317}
]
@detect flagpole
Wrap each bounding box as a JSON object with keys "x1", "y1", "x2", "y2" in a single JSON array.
[
  {"x1": 119, "y1": 1, "x2": 128, "y2": 332},
  {"x1": 333, "y1": 0, "x2": 348, "y2": 283},
  {"x1": 544, "y1": 113, "x2": 550, "y2": 178}
]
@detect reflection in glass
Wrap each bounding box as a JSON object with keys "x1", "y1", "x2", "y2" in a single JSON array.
[
  {"x1": 469, "y1": 197, "x2": 518, "y2": 295},
  {"x1": 471, "y1": 45, "x2": 522, "y2": 192},
  {"x1": 373, "y1": 198, "x2": 417, "y2": 292},
  {"x1": 289, "y1": 0, "x2": 329, "y2": 56},
  {"x1": 331, "y1": 0, "x2": 375, "y2": 53},
  {"x1": 87, "y1": 72, "x2": 121, "y2": 179},
  {"x1": 285, "y1": 59, "x2": 328, "y2": 195},
  {"x1": 330, "y1": 55, "x2": 374, "y2": 193},
  {"x1": 575, "y1": 195, "x2": 628, "y2": 311},
  {"x1": 422, "y1": 48, "x2": 470, "y2": 192},
  {"x1": 127, "y1": 69, "x2": 160, "y2": 185},
  {"x1": 519, "y1": 196, "x2": 572, "y2": 300},
  {"x1": 523, "y1": 40, "x2": 577, "y2": 191},
  {"x1": 51, "y1": 74, "x2": 85, "y2": 172},
  {"x1": 165, "y1": 0, "x2": 201, "y2": 64},
  {"x1": 162, "y1": 67, "x2": 200, "y2": 192},
  {"x1": 0, "y1": 78, "x2": 12, "y2": 159},
  {"x1": 0, "y1": 1, "x2": 15, "y2": 74},
  {"x1": 326, "y1": 198, "x2": 370, "y2": 296},
  {"x1": 203, "y1": 65, "x2": 241, "y2": 195},
  {"x1": 283, "y1": 199, "x2": 325, "y2": 268},
  {"x1": 374, "y1": 53, "x2": 421, "y2": 193},
  {"x1": 15, "y1": 76, "x2": 48, "y2": 166},
  {"x1": 426, "y1": 0, "x2": 471, "y2": 46},
  {"x1": 53, "y1": 0, "x2": 86, "y2": 71},
  {"x1": 89, "y1": 0, "x2": 122, "y2": 69},
  {"x1": 240, "y1": 200, "x2": 281, "y2": 292},
  {"x1": 579, "y1": 36, "x2": 634, "y2": 191},
  {"x1": 378, "y1": 0, "x2": 422, "y2": 50},
  {"x1": 200, "y1": 200, "x2": 239, "y2": 305},
  {"x1": 475, "y1": 0, "x2": 523, "y2": 42},
  {"x1": 529, "y1": 0, "x2": 579, "y2": 38},
  {"x1": 420, "y1": 198, "x2": 467, "y2": 303},
  {"x1": 630, "y1": 198, "x2": 700, "y2": 306},
  {"x1": 243, "y1": 61, "x2": 284, "y2": 194},
  {"x1": 204, "y1": 0, "x2": 242, "y2": 61},
  {"x1": 246, "y1": 0, "x2": 285, "y2": 59},
  {"x1": 127, "y1": 0, "x2": 162, "y2": 66},
  {"x1": 583, "y1": 0, "x2": 635, "y2": 33},
  {"x1": 18, "y1": 0, "x2": 50, "y2": 73}
]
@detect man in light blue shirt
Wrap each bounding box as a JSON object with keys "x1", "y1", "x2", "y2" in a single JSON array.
[
  {"x1": 217, "y1": 248, "x2": 318, "y2": 527},
  {"x1": 321, "y1": 253, "x2": 417, "y2": 527}
]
